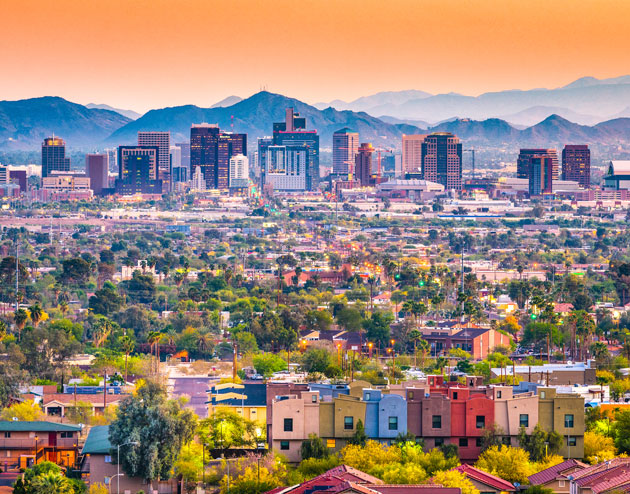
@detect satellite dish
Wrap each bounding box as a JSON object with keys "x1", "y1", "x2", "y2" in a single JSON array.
[{"x1": 12, "y1": 417, "x2": 18, "y2": 421}]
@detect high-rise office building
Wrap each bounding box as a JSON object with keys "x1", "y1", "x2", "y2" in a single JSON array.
[
  {"x1": 259, "y1": 108, "x2": 319, "y2": 191},
  {"x1": 229, "y1": 154, "x2": 249, "y2": 188},
  {"x1": 355, "y1": 143, "x2": 375, "y2": 186},
  {"x1": 517, "y1": 149, "x2": 559, "y2": 180},
  {"x1": 528, "y1": 155, "x2": 554, "y2": 196},
  {"x1": 190, "y1": 124, "x2": 246, "y2": 190},
  {"x1": 41, "y1": 137, "x2": 71, "y2": 178},
  {"x1": 138, "y1": 132, "x2": 170, "y2": 182},
  {"x1": 177, "y1": 142, "x2": 191, "y2": 170},
  {"x1": 105, "y1": 148, "x2": 118, "y2": 174},
  {"x1": 421, "y1": 132, "x2": 463, "y2": 190},
  {"x1": 85, "y1": 154, "x2": 109, "y2": 195},
  {"x1": 170, "y1": 145, "x2": 188, "y2": 183},
  {"x1": 332, "y1": 128, "x2": 359, "y2": 176},
  {"x1": 191, "y1": 166, "x2": 206, "y2": 191},
  {"x1": 402, "y1": 134, "x2": 427, "y2": 176},
  {"x1": 562, "y1": 145, "x2": 590, "y2": 188},
  {"x1": 115, "y1": 146, "x2": 162, "y2": 195}
]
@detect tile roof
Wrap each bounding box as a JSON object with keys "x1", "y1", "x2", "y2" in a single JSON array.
[
  {"x1": 453, "y1": 464, "x2": 515, "y2": 491},
  {"x1": 528, "y1": 459, "x2": 587, "y2": 485},
  {"x1": 0, "y1": 420, "x2": 82, "y2": 432},
  {"x1": 42, "y1": 394, "x2": 125, "y2": 406}
]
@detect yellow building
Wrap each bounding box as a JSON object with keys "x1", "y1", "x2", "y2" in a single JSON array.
[{"x1": 207, "y1": 382, "x2": 267, "y2": 425}]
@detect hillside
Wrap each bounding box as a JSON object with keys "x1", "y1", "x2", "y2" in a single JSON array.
[
  {"x1": 0, "y1": 97, "x2": 131, "y2": 150},
  {"x1": 106, "y1": 91, "x2": 423, "y2": 147}
]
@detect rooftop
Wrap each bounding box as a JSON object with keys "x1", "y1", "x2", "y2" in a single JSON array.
[{"x1": 0, "y1": 420, "x2": 82, "y2": 432}]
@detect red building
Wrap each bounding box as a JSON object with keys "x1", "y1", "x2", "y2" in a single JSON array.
[{"x1": 562, "y1": 145, "x2": 590, "y2": 188}]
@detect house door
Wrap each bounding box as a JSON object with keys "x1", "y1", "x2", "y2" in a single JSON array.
[{"x1": 48, "y1": 432, "x2": 57, "y2": 447}]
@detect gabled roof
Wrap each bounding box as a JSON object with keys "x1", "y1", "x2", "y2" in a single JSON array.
[
  {"x1": 528, "y1": 459, "x2": 587, "y2": 485},
  {"x1": 0, "y1": 420, "x2": 82, "y2": 432},
  {"x1": 453, "y1": 464, "x2": 515, "y2": 491},
  {"x1": 81, "y1": 425, "x2": 111, "y2": 455}
]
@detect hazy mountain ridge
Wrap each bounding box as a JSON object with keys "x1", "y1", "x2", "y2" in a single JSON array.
[
  {"x1": 86, "y1": 103, "x2": 142, "y2": 121},
  {"x1": 0, "y1": 96, "x2": 131, "y2": 150}
]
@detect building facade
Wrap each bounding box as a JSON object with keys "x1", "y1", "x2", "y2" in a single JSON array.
[
  {"x1": 41, "y1": 137, "x2": 71, "y2": 178},
  {"x1": 355, "y1": 143, "x2": 375, "y2": 186},
  {"x1": 562, "y1": 145, "x2": 590, "y2": 188},
  {"x1": 333, "y1": 128, "x2": 359, "y2": 176},
  {"x1": 402, "y1": 134, "x2": 426, "y2": 176},
  {"x1": 138, "y1": 131, "x2": 170, "y2": 188},
  {"x1": 115, "y1": 146, "x2": 162, "y2": 195},
  {"x1": 421, "y1": 133, "x2": 462, "y2": 191},
  {"x1": 85, "y1": 153, "x2": 108, "y2": 195},
  {"x1": 528, "y1": 155, "x2": 554, "y2": 195},
  {"x1": 517, "y1": 149, "x2": 559, "y2": 180}
]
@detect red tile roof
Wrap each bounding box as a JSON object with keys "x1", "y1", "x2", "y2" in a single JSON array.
[
  {"x1": 528, "y1": 459, "x2": 587, "y2": 485},
  {"x1": 453, "y1": 464, "x2": 515, "y2": 491}
]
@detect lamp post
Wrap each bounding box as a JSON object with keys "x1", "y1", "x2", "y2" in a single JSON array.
[
  {"x1": 368, "y1": 342, "x2": 373, "y2": 359},
  {"x1": 117, "y1": 441, "x2": 139, "y2": 494}
]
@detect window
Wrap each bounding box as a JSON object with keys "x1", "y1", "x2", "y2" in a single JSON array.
[
  {"x1": 502, "y1": 437, "x2": 511, "y2": 446},
  {"x1": 251, "y1": 410, "x2": 256, "y2": 414},
  {"x1": 459, "y1": 438, "x2": 468, "y2": 447},
  {"x1": 344, "y1": 416, "x2": 354, "y2": 430},
  {"x1": 564, "y1": 414, "x2": 574, "y2": 428},
  {"x1": 476, "y1": 438, "x2": 482, "y2": 447},
  {"x1": 61, "y1": 432, "x2": 74, "y2": 438},
  {"x1": 568, "y1": 436, "x2": 577, "y2": 447},
  {"x1": 365, "y1": 393, "x2": 371, "y2": 400},
  {"x1": 284, "y1": 418, "x2": 293, "y2": 432},
  {"x1": 432, "y1": 415, "x2": 442, "y2": 428},
  {"x1": 327, "y1": 439, "x2": 336, "y2": 448},
  {"x1": 388, "y1": 416, "x2": 398, "y2": 430},
  {"x1": 104, "y1": 455, "x2": 112, "y2": 463},
  {"x1": 476, "y1": 415, "x2": 486, "y2": 429},
  {"x1": 312, "y1": 395, "x2": 317, "y2": 403},
  {"x1": 519, "y1": 414, "x2": 529, "y2": 428},
  {"x1": 280, "y1": 441, "x2": 289, "y2": 450},
  {"x1": 408, "y1": 392, "x2": 414, "y2": 399},
  {"x1": 453, "y1": 392, "x2": 458, "y2": 400},
  {"x1": 497, "y1": 390, "x2": 502, "y2": 399},
  {"x1": 435, "y1": 438, "x2": 444, "y2": 447},
  {"x1": 540, "y1": 391, "x2": 546, "y2": 399},
  {"x1": 3, "y1": 432, "x2": 10, "y2": 438},
  {"x1": 559, "y1": 481, "x2": 566, "y2": 487}
]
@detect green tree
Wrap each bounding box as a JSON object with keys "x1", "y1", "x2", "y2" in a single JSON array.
[
  {"x1": 363, "y1": 311, "x2": 393, "y2": 348},
  {"x1": 517, "y1": 425, "x2": 562, "y2": 461},
  {"x1": 348, "y1": 419, "x2": 368, "y2": 446},
  {"x1": 614, "y1": 409, "x2": 630, "y2": 454},
  {"x1": 300, "y1": 434, "x2": 329, "y2": 460},
  {"x1": 252, "y1": 353, "x2": 286, "y2": 377},
  {"x1": 109, "y1": 381, "x2": 197, "y2": 490},
  {"x1": 302, "y1": 348, "x2": 333, "y2": 374},
  {"x1": 199, "y1": 408, "x2": 260, "y2": 450}
]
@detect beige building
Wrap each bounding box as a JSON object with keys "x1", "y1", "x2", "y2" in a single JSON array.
[
  {"x1": 402, "y1": 134, "x2": 426, "y2": 176},
  {"x1": 270, "y1": 391, "x2": 320, "y2": 462},
  {"x1": 488, "y1": 385, "x2": 538, "y2": 445}
]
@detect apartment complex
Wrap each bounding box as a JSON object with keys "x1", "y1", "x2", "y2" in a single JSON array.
[{"x1": 269, "y1": 377, "x2": 585, "y2": 462}]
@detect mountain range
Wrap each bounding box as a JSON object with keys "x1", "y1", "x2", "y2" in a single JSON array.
[
  {"x1": 3, "y1": 78, "x2": 630, "y2": 153},
  {"x1": 0, "y1": 97, "x2": 131, "y2": 150},
  {"x1": 315, "y1": 75, "x2": 630, "y2": 126}
]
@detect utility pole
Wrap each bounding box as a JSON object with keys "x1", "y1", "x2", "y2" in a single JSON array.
[{"x1": 15, "y1": 243, "x2": 19, "y2": 312}]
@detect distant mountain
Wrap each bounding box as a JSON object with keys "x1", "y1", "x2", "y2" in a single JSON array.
[
  {"x1": 211, "y1": 96, "x2": 243, "y2": 108},
  {"x1": 106, "y1": 91, "x2": 424, "y2": 147},
  {"x1": 377, "y1": 115, "x2": 430, "y2": 129},
  {"x1": 314, "y1": 90, "x2": 432, "y2": 113},
  {"x1": 561, "y1": 75, "x2": 630, "y2": 90},
  {"x1": 87, "y1": 103, "x2": 142, "y2": 120},
  {"x1": 0, "y1": 97, "x2": 131, "y2": 150},
  {"x1": 499, "y1": 106, "x2": 601, "y2": 126}
]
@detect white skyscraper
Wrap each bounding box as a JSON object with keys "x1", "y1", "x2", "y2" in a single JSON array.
[
  {"x1": 191, "y1": 166, "x2": 206, "y2": 191},
  {"x1": 229, "y1": 154, "x2": 249, "y2": 188}
]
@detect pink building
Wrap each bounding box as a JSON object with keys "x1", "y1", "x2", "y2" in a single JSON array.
[{"x1": 271, "y1": 391, "x2": 320, "y2": 462}]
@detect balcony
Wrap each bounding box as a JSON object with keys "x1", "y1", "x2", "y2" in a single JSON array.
[{"x1": 0, "y1": 437, "x2": 78, "y2": 449}]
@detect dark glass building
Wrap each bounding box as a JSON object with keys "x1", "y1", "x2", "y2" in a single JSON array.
[
  {"x1": 528, "y1": 155, "x2": 554, "y2": 196},
  {"x1": 517, "y1": 149, "x2": 559, "y2": 180},
  {"x1": 421, "y1": 132, "x2": 462, "y2": 191},
  {"x1": 42, "y1": 137, "x2": 71, "y2": 178},
  {"x1": 115, "y1": 146, "x2": 162, "y2": 195},
  {"x1": 190, "y1": 124, "x2": 246, "y2": 189},
  {"x1": 562, "y1": 145, "x2": 590, "y2": 188}
]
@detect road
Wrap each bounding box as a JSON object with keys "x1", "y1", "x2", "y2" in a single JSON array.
[{"x1": 169, "y1": 376, "x2": 212, "y2": 418}]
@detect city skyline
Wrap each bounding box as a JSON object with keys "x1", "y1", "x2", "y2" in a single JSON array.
[{"x1": 2, "y1": 0, "x2": 630, "y2": 111}]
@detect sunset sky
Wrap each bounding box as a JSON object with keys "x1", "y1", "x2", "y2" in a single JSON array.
[{"x1": 2, "y1": 0, "x2": 630, "y2": 112}]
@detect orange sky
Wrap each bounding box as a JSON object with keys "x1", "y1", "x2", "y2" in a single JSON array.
[{"x1": 2, "y1": 0, "x2": 630, "y2": 112}]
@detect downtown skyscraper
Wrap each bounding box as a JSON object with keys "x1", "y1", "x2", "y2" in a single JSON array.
[
  {"x1": 332, "y1": 128, "x2": 359, "y2": 176},
  {"x1": 562, "y1": 145, "x2": 590, "y2": 188},
  {"x1": 190, "y1": 124, "x2": 246, "y2": 190},
  {"x1": 421, "y1": 132, "x2": 462, "y2": 191},
  {"x1": 138, "y1": 131, "x2": 170, "y2": 190},
  {"x1": 41, "y1": 137, "x2": 71, "y2": 178},
  {"x1": 402, "y1": 134, "x2": 427, "y2": 176},
  {"x1": 517, "y1": 149, "x2": 559, "y2": 180}
]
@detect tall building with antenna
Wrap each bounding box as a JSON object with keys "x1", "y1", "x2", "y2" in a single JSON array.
[{"x1": 41, "y1": 137, "x2": 71, "y2": 178}]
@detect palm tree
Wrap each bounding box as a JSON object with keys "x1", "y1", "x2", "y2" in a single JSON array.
[
  {"x1": 120, "y1": 335, "x2": 135, "y2": 383},
  {"x1": 147, "y1": 331, "x2": 162, "y2": 374},
  {"x1": 13, "y1": 308, "x2": 28, "y2": 341},
  {"x1": 31, "y1": 472, "x2": 73, "y2": 494},
  {"x1": 58, "y1": 300, "x2": 69, "y2": 317},
  {"x1": 164, "y1": 328, "x2": 177, "y2": 347},
  {"x1": 28, "y1": 303, "x2": 43, "y2": 328},
  {"x1": 197, "y1": 333, "x2": 212, "y2": 357}
]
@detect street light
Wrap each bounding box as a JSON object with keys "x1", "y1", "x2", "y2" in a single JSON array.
[{"x1": 117, "y1": 441, "x2": 139, "y2": 494}]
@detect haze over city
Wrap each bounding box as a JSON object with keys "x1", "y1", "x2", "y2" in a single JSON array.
[{"x1": 2, "y1": 0, "x2": 630, "y2": 110}]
